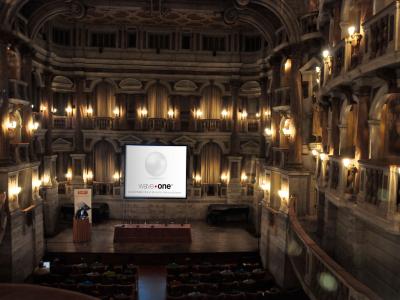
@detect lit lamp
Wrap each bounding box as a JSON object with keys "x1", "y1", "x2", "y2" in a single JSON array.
[
  {"x1": 315, "y1": 66, "x2": 321, "y2": 84},
  {"x1": 311, "y1": 149, "x2": 319, "y2": 157},
  {"x1": 221, "y1": 109, "x2": 229, "y2": 119},
  {"x1": 51, "y1": 107, "x2": 57, "y2": 114},
  {"x1": 65, "y1": 106, "x2": 73, "y2": 116},
  {"x1": 86, "y1": 107, "x2": 93, "y2": 117},
  {"x1": 240, "y1": 110, "x2": 248, "y2": 120},
  {"x1": 346, "y1": 26, "x2": 362, "y2": 47},
  {"x1": 342, "y1": 158, "x2": 353, "y2": 168},
  {"x1": 40, "y1": 105, "x2": 47, "y2": 113},
  {"x1": 83, "y1": 170, "x2": 93, "y2": 184},
  {"x1": 282, "y1": 127, "x2": 291, "y2": 136},
  {"x1": 65, "y1": 169, "x2": 72, "y2": 181},
  {"x1": 319, "y1": 153, "x2": 328, "y2": 161},
  {"x1": 6, "y1": 120, "x2": 17, "y2": 130},
  {"x1": 322, "y1": 49, "x2": 332, "y2": 74},
  {"x1": 113, "y1": 107, "x2": 120, "y2": 117},
  {"x1": 28, "y1": 121, "x2": 39, "y2": 132},
  {"x1": 140, "y1": 107, "x2": 148, "y2": 118},
  {"x1": 42, "y1": 175, "x2": 51, "y2": 187},
  {"x1": 264, "y1": 127, "x2": 272, "y2": 136},
  {"x1": 255, "y1": 112, "x2": 260, "y2": 118},
  {"x1": 194, "y1": 109, "x2": 203, "y2": 119},
  {"x1": 284, "y1": 59, "x2": 292, "y2": 72},
  {"x1": 261, "y1": 181, "x2": 271, "y2": 192},
  {"x1": 168, "y1": 109, "x2": 175, "y2": 119},
  {"x1": 241, "y1": 173, "x2": 248, "y2": 183},
  {"x1": 194, "y1": 174, "x2": 201, "y2": 185},
  {"x1": 9, "y1": 186, "x2": 21, "y2": 199},
  {"x1": 32, "y1": 179, "x2": 42, "y2": 192},
  {"x1": 221, "y1": 173, "x2": 229, "y2": 183},
  {"x1": 113, "y1": 171, "x2": 120, "y2": 182},
  {"x1": 278, "y1": 189, "x2": 289, "y2": 211}
]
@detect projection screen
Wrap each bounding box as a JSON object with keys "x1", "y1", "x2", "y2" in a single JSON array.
[{"x1": 124, "y1": 145, "x2": 187, "y2": 199}]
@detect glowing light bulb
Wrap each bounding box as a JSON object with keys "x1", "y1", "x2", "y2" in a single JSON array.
[
  {"x1": 319, "y1": 153, "x2": 327, "y2": 161},
  {"x1": 348, "y1": 26, "x2": 356, "y2": 36},
  {"x1": 65, "y1": 106, "x2": 72, "y2": 114},
  {"x1": 264, "y1": 128, "x2": 272, "y2": 136},
  {"x1": 168, "y1": 109, "x2": 174, "y2": 118},
  {"x1": 221, "y1": 109, "x2": 228, "y2": 118},
  {"x1": 322, "y1": 49, "x2": 330, "y2": 58},
  {"x1": 86, "y1": 107, "x2": 93, "y2": 115},
  {"x1": 278, "y1": 189, "x2": 289, "y2": 200},
  {"x1": 311, "y1": 149, "x2": 319, "y2": 157},
  {"x1": 113, "y1": 107, "x2": 120, "y2": 117},
  {"x1": 342, "y1": 158, "x2": 352, "y2": 168}
]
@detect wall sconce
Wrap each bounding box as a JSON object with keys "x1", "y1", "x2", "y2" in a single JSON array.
[
  {"x1": 346, "y1": 26, "x2": 362, "y2": 47},
  {"x1": 66, "y1": 169, "x2": 72, "y2": 181},
  {"x1": 113, "y1": 107, "x2": 120, "y2": 117},
  {"x1": 86, "y1": 107, "x2": 93, "y2": 117},
  {"x1": 6, "y1": 120, "x2": 17, "y2": 129},
  {"x1": 264, "y1": 110, "x2": 271, "y2": 119},
  {"x1": 194, "y1": 174, "x2": 202, "y2": 184},
  {"x1": 42, "y1": 175, "x2": 51, "y2": 187},
  {"x1": 256, "y1": 112, "x2": 260, "y2": 118},
  {"x1": 9, "y1": 186, "x2": 21, "y2": 198},
  {"x1": 319, "y1": 153, "x2": 328, "y2": 161},
  {"x1": 240, "y1": 110, "x2": 248, "y2": 120},
  {"x1": 83, "y1": 169, "x2": 93, "y2": 184},
  {"x1": 32, "y1": 179, "x2": 42, "y2": 192},
  {"x1": 322, "y1": 49, "x2": 332, "y2": 74},
  {"x1": 28, "y1": 121, "x2": 39, "y2": 131},
  {"x1": 264, "y1": 127, "x2": 272, "y2": 136},
  {"x1": 311, "y1": 149, "x2": 319, "y2": 157},
  {"x1": 342, "y1": 158, "x2": 353, "y2": 168},
  {"x1": 113, "y1": 171, "x2": 120, "y2": 182},
  {"x1": 221, "y1": 109, "x2": 229, "y2": 119},
  {"x1": 282, "y1": 127, "x2": 291, "y2": 136},
  {"x1": 315, "y1": 66, "x2": 321, "y2": 83},
  {"x1": 140, "y1": 107, "x2": 148, "y2": 118},
  {"x1": 221, "y1": 173, "x2": 229, "y2": 183},
  {"x1": 168, "y1": 109, "x2": 175, "y2": 119},
  {"x1": 51, "y1": 107, "x2": 57, "y2": 114},
  {"x1": 261, "y1": 181, "x2": 271, "y2": 192},
  {"x1": 40, "y1": 105, "x2": 47, "y2": 112},
  {"x1": 241, "y1": 173, "x2": 248, "y2": 183},
  {"x1": 65, "y1": 106, "x2": 73, "y2": 116},
  {"x1": 284, "y1": 59, "x2": 292, "y2": 72},
  {"x1": 194, "y1": 109, "x2": 203, "y2": 119},
  {"x1": 278, "y1": 189, "x2": 289, "y2": 201}
]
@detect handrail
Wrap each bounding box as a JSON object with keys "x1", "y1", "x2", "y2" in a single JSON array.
[{"x1": 288, "y1": 198, "x2": 381, "y2": 300}]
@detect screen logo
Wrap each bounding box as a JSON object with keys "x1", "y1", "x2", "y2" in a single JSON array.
[{"x1": 145, "y1": 152, "x2": 167, "y2": 177}]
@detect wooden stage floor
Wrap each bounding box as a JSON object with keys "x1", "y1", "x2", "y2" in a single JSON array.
[{"x1": 46, "y1": 220, "x2": 258, "y2": 254}]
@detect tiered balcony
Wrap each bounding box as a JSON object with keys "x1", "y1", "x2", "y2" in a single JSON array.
[
  {"x1": 363, "y1": 1, "x2": 400, "y2": 63},
  {"x1": 53, "y1": 116, "x2": 73, "y2": 129},
  {"x1": 8, "y1": 79, "x2": 28, "y2": 102},
  {"x1": 299, "y1": 11, "x2": 319, "y2": 35},
  {"x1": 83, "y1": 117, "x2": 116, "y2": 130},
  {"x1": 288, "y1": 199, "x2": 380, "y2": 300}
]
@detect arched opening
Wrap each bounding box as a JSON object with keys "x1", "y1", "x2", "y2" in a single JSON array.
[
  {"x1": 147, "y1": 83, "x2": 169, "y2": 119},
  {"x1": 94, "y1": 82, "x2": 116, "y2": 117},
  {"x1": 93, "y1": 141, "x2": 116, "y2": 183},
  {"x1": 200, "y1": 85, "x2": 222, "y2": 119}
]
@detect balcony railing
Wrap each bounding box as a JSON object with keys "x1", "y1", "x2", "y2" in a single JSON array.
[
  {"x1": 8, "y1": 79, "x2": 28, "y2": 102},
  {"x1": 299, "y1": 11, "x2": 319, "y2": 35},
  {"x1": 288, "y1": 199, "x2": 381, "y2": 300},
  {"x1": 363, "y1": 1, "x2": 399, "y2": 62},
  {"x1": 53, "y1": 116, "x2": 72, "y2": 129}
]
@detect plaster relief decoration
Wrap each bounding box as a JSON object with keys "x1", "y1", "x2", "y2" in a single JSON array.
[
  {"x1": 174, "y1": 80, "x2": 197, "y2": 93},
  {"x1": 52, "y1": 138, "x2": 73, "y2": 152},
  {"x1": 172, "y1": 136, "x2": 196, "y2": 147},
  {"x1": 119, "y1": 79, "x2": 142, "y2": 92},
  {"x1": 118, "y1": 135, "x2": 142, "y2": 145}
]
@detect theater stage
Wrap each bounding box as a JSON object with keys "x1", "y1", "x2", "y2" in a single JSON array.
[{"x1": 46, "y1": 221, "x2": 258, "y2": 255}]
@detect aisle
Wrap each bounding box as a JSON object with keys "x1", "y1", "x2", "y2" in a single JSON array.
[{"x1": 138, "y1": 266, "x2": 167, "y2": 300}]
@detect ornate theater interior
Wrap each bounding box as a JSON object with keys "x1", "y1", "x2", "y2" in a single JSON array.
[{"x1": 0, "y1": 0, "x2": 399, "y2": 299}]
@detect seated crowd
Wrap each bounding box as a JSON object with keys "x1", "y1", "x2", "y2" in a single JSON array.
[
  {"x1": 166, "y1": 257, "x2": 308, "y2": 300},
  {"x1": 32, "y1": 258, "x2": 138, "y2": 300}
]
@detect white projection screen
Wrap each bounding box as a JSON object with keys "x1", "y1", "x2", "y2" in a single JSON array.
[{"x1": 124, "y1": 145, "x2": 187, "y2": 199}]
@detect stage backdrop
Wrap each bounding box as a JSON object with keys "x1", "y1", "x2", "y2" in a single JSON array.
[{"x1": 125, "y1": 145, "x2": 187, "y2": 199}]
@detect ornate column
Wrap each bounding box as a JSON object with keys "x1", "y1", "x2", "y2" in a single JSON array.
[
  {"x1": 354, "y1": 86, "x2": 371, "y2": 160},
  {"x1": 74, "y1": 76, "x2": 85, "y2": 153},
  {"x1": 42, "y1": 71, "x2": 54, "y2": 155},
  {"x1": 288, "y1": 47, "x2": 304, "y2": 165},
  {"x1": 230, "y1": 79, "x2": 241, "y2": 155},
  {"x1": 0, "y1": 40, "x2": 10, "y2": 165}
]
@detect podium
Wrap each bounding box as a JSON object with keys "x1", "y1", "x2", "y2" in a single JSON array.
[{"x1": 73, "y1": 218, "x2": 91, "y2": 243}]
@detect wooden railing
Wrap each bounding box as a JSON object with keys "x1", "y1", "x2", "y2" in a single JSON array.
[
  {"x1": 8, "y1": 79, "x2": 28, "y2": 101},
  {"x1": 288, "y1": 199, "x2": 381, "y2": 300},
  {"x1": 299, "y1": 11, "x2": 319, "y2": 35},
  {"x1": 53, "y1": 116, "x2": 72, "y2": 129},
  {"x1": 363, "y1": 1, "x2": 400, "y2": 62}
]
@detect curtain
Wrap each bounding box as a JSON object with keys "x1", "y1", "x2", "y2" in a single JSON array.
[
  {"x1": 200, "y1": 143, "x2": 221, "y2": 184},
  {"x1": 200, "y1": 85, "x2": 222, "y2": 119},
  {"x1": 147, "y1": 83, "x2": 169, "y2": 118},
  {"x1": 95, "y1": 82, "x2": 115, "y2": 117},
  {"x1": 94, "y1": 141, "x2": 115, "y2": 183}
]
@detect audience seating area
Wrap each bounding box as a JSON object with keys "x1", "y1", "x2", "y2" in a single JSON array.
[
  {"x1": 32, "y1": 258, "x2": 138, "y2": 300},
  {"x1": 166, "y1": 257, "x2": 307, "y2": 300}
]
